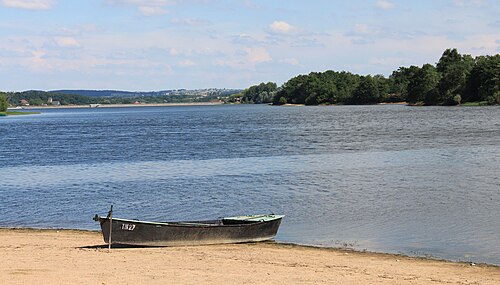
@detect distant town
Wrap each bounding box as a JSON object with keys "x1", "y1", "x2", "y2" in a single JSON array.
[{"x1": 4, "y1": 88, "x2": 243, "y2": 108}]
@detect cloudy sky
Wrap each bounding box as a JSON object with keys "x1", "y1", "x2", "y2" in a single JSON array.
[{"x1": 0, "y1": 0, "x2": 498, "y2": 91}]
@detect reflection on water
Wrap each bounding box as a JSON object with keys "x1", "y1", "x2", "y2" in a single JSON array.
[{"x1": 1, "y1": 105, "x2": 499, "y2": 264}]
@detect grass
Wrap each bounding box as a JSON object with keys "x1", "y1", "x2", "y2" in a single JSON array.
[
  {"x1": 461, "y1": 101, "x2": 489, "y2": 106},
  {"x1": 0, "y1": 111, "x2": 40, "y2": 116}
]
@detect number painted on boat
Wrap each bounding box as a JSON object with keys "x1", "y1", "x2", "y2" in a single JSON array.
[{"x1": 121, "y1": 223, "x2": 136, "y2": 231}]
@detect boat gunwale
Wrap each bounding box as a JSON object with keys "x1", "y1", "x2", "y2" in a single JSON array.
[{"x1": 96, "y1": 215, "x2": 284, "y2": 228}]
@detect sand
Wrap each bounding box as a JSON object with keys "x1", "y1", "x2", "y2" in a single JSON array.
[{"x1": 1, "y1": 228, "x2": 498, "y2": 285}]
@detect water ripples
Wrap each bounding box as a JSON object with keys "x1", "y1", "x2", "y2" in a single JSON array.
[{"x1": 1, "y1": 105, "x2": 499, "y2": 264}]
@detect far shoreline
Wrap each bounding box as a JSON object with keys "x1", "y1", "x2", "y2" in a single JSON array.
[
  {"x1": 10, "y1": 101, "x2": 496, "y2": 110},
  {"x1": 16, "y1": 102, "x2": 224, "y2": 110}
]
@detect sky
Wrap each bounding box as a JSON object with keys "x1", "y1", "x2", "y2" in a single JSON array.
[{"x1": 0, "y1": 0, "x2": 499, "y2": 91}]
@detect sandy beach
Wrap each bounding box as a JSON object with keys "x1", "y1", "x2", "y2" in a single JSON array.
[{"x1": 1, "y1": 228, "x2": 499, "y2": 284}]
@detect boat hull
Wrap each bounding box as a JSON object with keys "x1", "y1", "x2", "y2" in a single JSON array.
[{"x1": 95, "y1": 215, "x2": 283, "y2": 247}]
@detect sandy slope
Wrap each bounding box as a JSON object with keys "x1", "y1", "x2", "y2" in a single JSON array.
[{"x1": 1, "y1": 228, "x2": 498, "y2": 285}]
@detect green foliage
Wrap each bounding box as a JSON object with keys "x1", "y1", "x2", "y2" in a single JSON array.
[
  {"x1": 5, "y1": 111, "x2": 39, "y2": 115},
  {"x1": 373, "y1": 74, "x2": 390, "y2": 102},
  {"x1": 266, "y1": 48, "x2": 498, "y2": 106},
  {"x1": 240, "y1": 82, "x2": 277, "y2": 103},
  {"x1": 7, "y1": 90, "x2": 100, "y2": 106},
  {"x1": 6, "y1": 89, "x2": 228, "y2": 107},
  {"x1": 347, "y1": 75, "x2": 380, "y2": 104},
  {"x1": 464, "y1": 55, "x2": 500, "y2": 103},
  {"x1": 437, "y1": 48, "x2": 474, "y2": 105},
  {"x1": 272, "y1": 96, "x2": 287, "y2": 105},
  {"x1": 224, "y1": 93, "x2": 243, "y2": 103},
  {"x1": 5, "y1": 49, "x2": 498, "y2": 108},
  {"x1": 406, "y1": 64, "x2": 440, "y2": 104},
  {"x1": 0, "y1": 92, "x2": 8, "y2": 112},
  {"x1": 388, "y1": 66, "x2": 420, "y2": 102},
  {"x1": 486, "y1": 91, "x2": 500, "y2": 105},
  {"x1": 276, "y1": 71, "x2": 361, "y2": 105},
  {"x1": 276, "y1": 74, "x2": 313, "y2": 104}
]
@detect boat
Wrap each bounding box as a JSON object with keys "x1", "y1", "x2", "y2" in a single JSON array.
[{"x1": 93, "y1": 207, "x2": 284, "y2": 247}]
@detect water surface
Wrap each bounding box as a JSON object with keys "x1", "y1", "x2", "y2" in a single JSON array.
[{"x1": 1, "y1": 105, "x2": 499, "y2": 264}]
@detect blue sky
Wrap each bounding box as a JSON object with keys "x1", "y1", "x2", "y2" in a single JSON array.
[{"x1": 0, "y1": 0, "x2": 498, "y2": 91}]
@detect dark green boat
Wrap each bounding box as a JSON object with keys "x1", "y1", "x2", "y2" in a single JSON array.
[{"x1": 94, "y1": 209, "x2": 284, "y2": 247}]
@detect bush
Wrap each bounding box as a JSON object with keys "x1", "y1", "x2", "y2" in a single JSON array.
[
  {"x1": 0, "y1": 93, "x2": 8, "y2": 112},
  {"x1": 486, "y1": 91, "x2": 500, "y2": 105},
  {"x1": 305, "y1": 95, "x2": 318, "y2": 105}
]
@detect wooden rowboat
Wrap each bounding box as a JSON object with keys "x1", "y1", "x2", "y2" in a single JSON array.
[{"x1": 93, "y1": 208, "x2": 284, "y2": 247}]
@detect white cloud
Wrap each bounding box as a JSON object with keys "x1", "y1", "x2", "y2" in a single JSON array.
[
  {"x1": 107, "y1": 0, "x2": 173, "y2": 16},
  {"x1": 375, "y1": 0, "x2": 394, "y2": 10},
  {"x1": 352, "y1": 24, "x2": 373, "y2": 35},
  {"x1": 178, "y1": 59, "x2": 195, "y2": 67},
  {"x1": 28, "y1": 50, "x2": 53, "y2": 71},
  {"x1": 214, "y1": 47, "x2": 272, "y2": 69},
  {"x1": 53, "y1": 37, "x2": 80, "y2": 48},
  {"x1": 169, "y1": 48, "x2": 179, "y2": 56},
  {"x1": 369, "y1": 56, "x2": 405, "y2": 67},
  {"x1": 231, "y1": 33, "x2": 262, "y2": 46},
  {"x1": 138, "y1": 6, "x2": 167, "y2": 16},
  {"x1": 344, "y1": 24, "x2": 380, "y2": 45},
  {"x1": 280, "y1": 58, "x2": 300, "y2": 66},
  {"x1": 170, "y1": 18, "x2": 210, "y2": 26},
  {"x1": 270, "y1": 21, "x2": 293, "y2": 34},
  {"x1": 246, "y1": 47, "x2": 272, "y2": 65},
  {"x1": 1, "y1": 0, "x2": 54, "y2": 10},
  {"x1": 453, "y1": 0, "x2": 486, "y2": 6},
  {"x1": 107, "y1": 0, "x2": 172, "y2": 5}
]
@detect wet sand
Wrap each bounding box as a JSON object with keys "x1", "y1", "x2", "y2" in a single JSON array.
[{"x1": 1, "y1": 228, "x2": 499, "y2": 284}]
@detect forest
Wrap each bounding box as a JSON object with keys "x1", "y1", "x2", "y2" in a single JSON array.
[
  {"x1": 2, "y1": 48, "x2": 498, "y2": 107},
  {"x1": 238, "y1": 49, "x2": 499, "y2": 106}
]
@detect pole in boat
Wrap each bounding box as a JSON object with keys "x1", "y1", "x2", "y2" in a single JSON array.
[{"x1": 108, "y1": 205, "x2": 113, "y2": 251}]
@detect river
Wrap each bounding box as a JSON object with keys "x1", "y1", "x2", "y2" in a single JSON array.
[{"x1": 1, "y1": 104, "x2": 499, "y2": 264}]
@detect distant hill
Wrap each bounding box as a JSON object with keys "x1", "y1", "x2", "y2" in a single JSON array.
[
  {"x1": 6, "y1": 88, "x2": 243, "y2": 106},
  {"x1": 49, "y1": 89, "x2": 242, "y2": 98}
]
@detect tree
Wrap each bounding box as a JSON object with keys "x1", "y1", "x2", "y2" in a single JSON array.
[
  {"x1": 373, "y1": 74, "x2": 390, "y2": 102},
  {"x1": 241, "y1": 82, "x2": 277, "y2": 103},
  {"x1": 275, "y1": 75, "x2": 309, "y2": 104},
  {"x1": 388, "y1": 66, "x2": 420, "y2": 102},
  {"x1": 406, "y1": 64, "x2": 440, "y2": 104},
  {"x1": 0, "y1": 93, "x2": 8, "y2": 112},
  {"x1": 274, "y1": 70, "x2": 362, "y2": 105},
  {"x1": 464, "y1": 55, "x2": 500, "y2": 103},
  {"x1": 258, "y1": 48, "x2": 497, "y2": 106},
  {"x1": 436, "y1": 48, "x2": 474, "y2": 105},
  {"x1": 348, "y1": 75, "x2": 379, "y2": 104}
]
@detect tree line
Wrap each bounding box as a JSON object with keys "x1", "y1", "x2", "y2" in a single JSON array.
[
  {"x1": 2, "y1": 90, "x2": 225, "y2": 106},
  {"x1": 226, "y1": 82, "x2": 278, "y2": 103},
  {"x1": 238, "y1": 48, "x2": 499, "y2": 106},
  {"x1": 2, "y1": 48, "x2": 498, "y2": 108}
]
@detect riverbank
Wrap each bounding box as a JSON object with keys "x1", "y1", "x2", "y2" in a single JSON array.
[
  {"x1": 1, "y1": 228, "x2": 498, "y2": 284},
  {"x1": 18, "y1": 102, "x2": 223, "y2": 109},
  {"x1": 0, "y1": 111, "x2": 40, "y2": 116}
]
